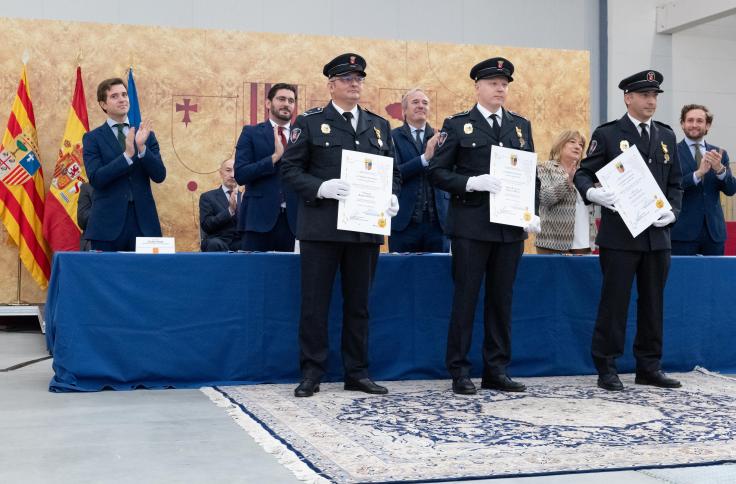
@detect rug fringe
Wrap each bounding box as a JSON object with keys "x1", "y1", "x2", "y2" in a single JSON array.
[
  {"x1": 693, "y1": 366, "x2": 736, "y2": 381},
  {"x1": 200, "y1": 387, "x2": 330, "y2": 484}
]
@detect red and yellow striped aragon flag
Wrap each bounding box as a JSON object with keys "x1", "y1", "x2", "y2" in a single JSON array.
[
  {"x1": 0, "y1": 65, "x2": 51, "y2": 289},
  {"x1": 43, "y1": 66, "x2": 90, "y2": 252}
]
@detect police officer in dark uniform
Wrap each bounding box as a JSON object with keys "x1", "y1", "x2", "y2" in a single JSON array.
[
  {"x1": 428, "y1": 57, "x2": 540, "y2": 395},
  {"x1": 280, "y1": 53, "x2": 401, "y2": 398},
  {"x1": 573, "y1": 70, "x2": 683, "y2": 391}
]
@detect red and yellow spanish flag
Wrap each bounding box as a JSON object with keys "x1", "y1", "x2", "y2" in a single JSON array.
[
  {"x1": 42, "y1": 66, "x2": 90, "y2": 252},
  {"x1": 0, "y1": 65, "x2": 51, "y2": 289}
]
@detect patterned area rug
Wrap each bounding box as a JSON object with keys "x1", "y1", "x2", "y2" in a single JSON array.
[{"x1": 202, "y1": 368, "x2": 736, "y2": 483}]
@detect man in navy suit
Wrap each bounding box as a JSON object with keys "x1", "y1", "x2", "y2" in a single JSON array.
[
  {"x1": 199, "y1": 157, "x2": 242, "y2": 251},
  {"x1": 389, "y1": 88, "x2": 448, "y2": 253},
  {"x1": 672, "y1": 104, "x2": 736, "y2": 255},
  {"x1": 234, "y1": 83, "x2": 298, "y2": 251},
  {"x1": 83, "y1": 77, "x2": 166, "y2": 252}
]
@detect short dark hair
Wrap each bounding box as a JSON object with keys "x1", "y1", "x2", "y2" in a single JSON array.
[
  {"x1": 96, "y1": 78, "x2": 127, "y2": 111},
  {"x1": 267, "y1": 83, "x2": 297, "y2": 101},
  {"x1": 680, "y1": 104, "x2": 713, "y2": 124}
]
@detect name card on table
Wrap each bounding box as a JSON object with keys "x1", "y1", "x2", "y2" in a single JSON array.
[{"x1": 135, "y1": 237, "x2": 176, "y2": 254}]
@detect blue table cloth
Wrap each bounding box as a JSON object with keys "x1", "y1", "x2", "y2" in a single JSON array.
[{"x1": 45, "y1": 253, "x2": 736, "y2": 391}]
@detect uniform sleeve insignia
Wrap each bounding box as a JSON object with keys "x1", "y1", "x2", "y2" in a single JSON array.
[
  {"x1": 290, "y1": 128, "x2": 302, "y2": 143},
  {"x1": 438, "y1": 131, "x2": 448, "y2": 147},
  {"x1": 301, "y1": 107, "x2": 323, "y2": 117},
  {"x1": 588, "y1": 139, "x2": 598, "y2": 155}
]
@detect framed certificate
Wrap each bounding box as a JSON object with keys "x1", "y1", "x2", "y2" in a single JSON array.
[
  {"x1": 595, "y1": 145, "x2": 672, "y2": 238},
  {"x1": 489, "y1": 145, "x2": 538, "y2": 227},
  {"x1": 337, "y1": 149, "x2": 394, "y2": 236}
]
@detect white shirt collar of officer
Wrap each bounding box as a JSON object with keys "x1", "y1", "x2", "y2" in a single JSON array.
[
  {"x1": 331, "y1": 101, "x2": 359, "y2": 123},
  {"x1": 476, "y1": 103, "x2": 503, "y2": 127},
  {"x1": 627, "y1": 113, "x2": 651, "y2": 134}
]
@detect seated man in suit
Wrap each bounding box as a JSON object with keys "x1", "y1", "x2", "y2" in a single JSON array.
[
  {"x1": 235, "y1": 83, "x2": 299, "y2": 251},
  {"x1": 390, "y1": 88, "x2": 448, "y2": 252},
  {"x1": 199, "y1": 157, "x2": 242, "y2": 251},
  {"x1": 672, "y1": 104, "x2": 736, "y2": 255},
  {"x1": 83, "y1": 77, "x2": 166, "y2": 252},
  {"x1": 76, "y1": 182, "x2": 93, "y2": 251}
]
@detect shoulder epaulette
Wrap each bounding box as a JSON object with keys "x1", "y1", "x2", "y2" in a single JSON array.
[
  {"x1": 362, "y1": 107, "x2": 388, "y2": 122},
  {"x1": 653, "y1": 120, "x2": 673, "y2": 130},
  {"x1": 506, "y1": 110, "x2": 528, "y2": 122},
  {"x1": 447, "y1": 110, "x2": 470, "y2": 119},
  {"x1": 301, "y1": 107, "x2": 323, "y2": 117},
  {"x1": 597, "y1": 119, "x2": 617, "y2": 128}
]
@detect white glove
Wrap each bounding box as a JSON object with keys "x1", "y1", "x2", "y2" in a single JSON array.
[
  {"x1": 523, "y1": 215, "x2": 541, "y2": 234},
  {"x1": 386, "y1": 195, "x2": 399, "y2": 217},
  {"x1": 652, "y1": 210, "x2": 675, "y2": 227},
  {"x1": 586, "y1": 187, "x2": 616, "y2": 211},
  {"x1": 466, "y1": 174, "x2": 502, "y2": 194},
  {"x1": 317, "y1": 179, "x2": 351, "y2": 201}
]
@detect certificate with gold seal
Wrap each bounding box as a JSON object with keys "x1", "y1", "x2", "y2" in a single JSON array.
[
  {"x1": 337, "y1": 149, "x2": 394, "y2": 235},
  {"x1": 489, "y1": 145, "x2": 538, "y2": 227},
  {"x1": 595, "y1": 145, "x2": 672, "y2": 238}
]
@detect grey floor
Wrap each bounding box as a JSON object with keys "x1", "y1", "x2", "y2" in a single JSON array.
[{"x1": 2, "y1": 328, "x2": 735, "y2": 484}]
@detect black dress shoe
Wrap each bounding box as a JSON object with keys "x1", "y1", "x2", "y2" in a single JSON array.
[
  {"x1": 481, "y1": 375, "x2": 526, "y2": 392},
  {"x1": 344, "y1": 378, "x2": 388, "y2": 394},
  {"x1": 635, "y1": 370, "x2": 681, "y2": 388},
  {"x1": 294, "y1": 378, "x2": 320, "y2": 397},
  {"x1": 597, "y1": 373, "x2": 624, "y2": 391},
  {"x1": 452, "y1": 376, "x2": 477, "y2": 395}
]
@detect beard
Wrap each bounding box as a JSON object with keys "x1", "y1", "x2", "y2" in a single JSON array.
[{"x1": 271, "y1": 105, "x2": 292, "y2": 122}]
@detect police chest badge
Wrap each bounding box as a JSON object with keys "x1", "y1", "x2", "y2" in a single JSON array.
[
  {"x1": 515, "y1": 126, "x2": 526, "y2": 148},
  {"x1": 321, "y1": 123, "x2": 331, "y2": 134},
  {"x1": 463, "y1": 123, "x2": 473, "y2": 134},
  {"x1": 373, "y1": 127, "x2": 383, "y2": 148},
  {"x1": 661, "y1": 142, "x2": 670, "y2": 163},
  {"x1": 620, "y1": 140, "x2": 629, "y2": 152}
]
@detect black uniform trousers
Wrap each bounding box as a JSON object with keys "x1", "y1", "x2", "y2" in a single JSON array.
[
  {"x1": 298, "y1": 240, "x2": 379, "y2": 381},
  {"x1": 446, "y1": 236, "x2": 524, "y2": 378},
  {"x1": 592, "y1": 247, "x2": 670, "y2": 375}
]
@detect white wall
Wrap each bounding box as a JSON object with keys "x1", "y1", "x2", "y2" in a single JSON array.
[
  {"x1": 608, "y1": 0, "x2": 736, "y2": 147},
  {"x1": 0, "y1": 0, "x2": 602, "y2": 128},
  {"x1": 671, "y1": 18, "x2": 736, "y2": 146}
]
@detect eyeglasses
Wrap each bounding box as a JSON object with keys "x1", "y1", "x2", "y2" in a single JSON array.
[{"x1": 331, "y1": 75, "x2": 365, "y2": 84}]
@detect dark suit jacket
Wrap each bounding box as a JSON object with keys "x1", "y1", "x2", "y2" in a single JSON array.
[
  {"x1": 77, "y1": 182, "x2": 93, "y2": 250},
  {"x1": 280, "y1": 102, "x2": 401, "y2": 244},
  {"x1": 574, "y1": 114, "x2": 682, "y2": 251},
  {"x1": 672, "y1": 140, "x2": 736, "y2": 242},
  {"x1": 428, "y1": 105, "x2": 535, "y2": 242},
  {"x1": 390, "y1": 123, "x2": 448, "y2": 232},
  {"x1": 83, "y1": 122, "x2": 166, "y2": 241},
  {"x1": 234, "y1": 121, "x2": 298, "y2": 234},
  {"x1": 199, "y1": 186, "x2": 240, "y2": 249}
]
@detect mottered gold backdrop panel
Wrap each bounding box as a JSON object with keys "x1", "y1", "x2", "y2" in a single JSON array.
[{"x1": 0, "y1": 17, "x2": 589, "y2": 304}]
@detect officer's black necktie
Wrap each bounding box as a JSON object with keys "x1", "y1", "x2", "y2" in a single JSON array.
[
  {"x1": 414, "y1": 128, "x2": 423, "y2": 150},
  {"x1": 114, "y1": 123, "x2": 128, "y2": 151},
  {"x1": 639, "y1": 122, "x2": 650, "y2": 151},
  {"x1": 342, "y1": 112, "x2": 355, "y2": 132},
  {"x1": 490, "y1": 114, "x2": 501, "y2": 140}
]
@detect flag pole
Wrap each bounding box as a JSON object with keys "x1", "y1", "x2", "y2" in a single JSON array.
[{"x1": 15, "y1": 255, "x2": 22, "y2": 304}]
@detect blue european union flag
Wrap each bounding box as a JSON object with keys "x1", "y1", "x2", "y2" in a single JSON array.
[{"x1": 127, "y1": 68, "x2": 141, "y2": 129}]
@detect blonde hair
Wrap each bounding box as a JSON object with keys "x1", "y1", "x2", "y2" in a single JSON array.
[{"x1": 548, "y1": 130, "x2": 587, "y2": 162}]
